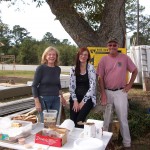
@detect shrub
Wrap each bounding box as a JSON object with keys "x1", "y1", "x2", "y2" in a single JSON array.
[{"x1": 128, "y1": 100, "x2": 150, "y2": 139}]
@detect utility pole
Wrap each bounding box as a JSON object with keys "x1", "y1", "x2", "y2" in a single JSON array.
[{"x1": 137, "y1": 0, "x2": 139, "y2": 45}]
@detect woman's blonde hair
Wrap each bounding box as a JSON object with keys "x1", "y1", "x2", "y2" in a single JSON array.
[{"x1": 41, "y1": 46, "x2": 59, "y2": 66}]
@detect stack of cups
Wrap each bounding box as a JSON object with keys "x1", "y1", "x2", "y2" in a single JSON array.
[{"x1": 87, "y1": 119, "x2": 103, "y2": 138}]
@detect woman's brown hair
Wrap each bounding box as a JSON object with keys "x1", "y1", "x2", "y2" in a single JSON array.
[{"x1": 75, "y1": 47, "x2": 91, "y2": 76}]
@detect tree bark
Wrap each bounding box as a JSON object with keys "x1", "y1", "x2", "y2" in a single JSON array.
[
  {"x1": 98, "y1": 0, "x2": 126, "y2": 47},
  {"x1": 46, "y1": 0, "x2": 126, "y2": 47}
]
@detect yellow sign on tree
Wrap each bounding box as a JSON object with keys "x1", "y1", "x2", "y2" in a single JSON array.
[{"x1": 87, "y1": 47, "x2": 126, "y2": 68}]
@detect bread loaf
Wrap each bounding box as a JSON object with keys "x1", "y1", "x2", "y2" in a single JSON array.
[
  {"x1": 12, "y1": 114, "x2": 37, "y2": 124},
  {"x1": 24, "y1": 115, "x2": 37, "y2": 123}
]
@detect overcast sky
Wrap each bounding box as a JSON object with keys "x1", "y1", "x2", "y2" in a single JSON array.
[{"x1": 0, "y1": 0, "x2": 149, "y2": 45}]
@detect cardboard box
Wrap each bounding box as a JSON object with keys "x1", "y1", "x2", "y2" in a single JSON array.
[{"x1": 35, "y1": 127, "x2": 67, "y2": 147}]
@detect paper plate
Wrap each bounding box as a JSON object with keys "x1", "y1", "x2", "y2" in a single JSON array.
[{"x1": 74, "y1": 137, "x2": 104, "y2": 150}]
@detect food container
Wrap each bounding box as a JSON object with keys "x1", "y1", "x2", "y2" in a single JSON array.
[
  {"x1": 0, "y1": 119, "x2": 32, "y2": 142},
  {"x1": 43, "y1": 109, "x2": 57, "y2": 128},
  {"x1": 12, "y1": 115, "x2": 38, "y2": 129},
  {"x1": 11, "y1": 109, "x2": 37, "y2": 121},
  {"x1": 35, "y1": 127, "x2": 67, "y2": 147}
]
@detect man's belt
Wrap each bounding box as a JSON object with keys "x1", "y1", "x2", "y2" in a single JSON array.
[{"x1": 105, "y1": 87, "x2": 124, "y2": 91}]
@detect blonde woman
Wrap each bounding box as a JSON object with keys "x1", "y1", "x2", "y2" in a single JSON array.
[{"x1": 32, "y1": 46, "x2": 66, "y2": 122}]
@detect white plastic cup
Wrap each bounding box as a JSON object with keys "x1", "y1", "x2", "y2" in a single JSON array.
[
  {"x1": 84, "y1": 123, "x2": 96, "y2": 138},
  {"x1": 43, "y1": 109, "x2": 57, "y2": 128},
  {"x1": 95, "y1": 122, "x2": 103, "y2": 138},
  {"x1": 87, "y1": 119, "x2": 103, "y2": 138}
]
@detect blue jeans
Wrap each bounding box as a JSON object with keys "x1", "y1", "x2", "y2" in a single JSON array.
[{"x1": 39, "y1": 96, "x2": 60, "y2": 123}]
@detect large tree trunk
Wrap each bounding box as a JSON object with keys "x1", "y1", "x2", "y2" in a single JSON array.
[
  {"x1": 98, "y1": 0, "x2": 126, "y2": 47},
  {"x1": 46, "y1": 0, "x2": 126, "y2": 47}
]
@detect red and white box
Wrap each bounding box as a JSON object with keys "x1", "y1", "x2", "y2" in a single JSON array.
[{"x1": 35, "y1": 127, "x2": 67, "y2": 147}]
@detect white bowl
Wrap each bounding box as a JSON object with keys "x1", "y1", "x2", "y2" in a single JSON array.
[{"x1": 74, "y1": 137, "x2": 104, "y2": 150}]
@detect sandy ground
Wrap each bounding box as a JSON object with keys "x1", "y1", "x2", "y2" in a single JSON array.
[{"x1": 0, "y1": 83, "x2": 26, "y2": 87}]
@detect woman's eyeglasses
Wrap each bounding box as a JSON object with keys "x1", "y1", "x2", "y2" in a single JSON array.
[
  {"x1": 79, "y1": 54, "x2": 88, "y2": 57},
  {"x1": 108, "y1": 44, "x2": 117, "y2": 47}
]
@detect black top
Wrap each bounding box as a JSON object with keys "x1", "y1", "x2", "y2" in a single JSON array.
[
  {"x1": 75, "y1": 72, "x2": 89, "y2": 100},
  {"x1": 32, "y1": 64, "x2": 61, "y2": 98}
]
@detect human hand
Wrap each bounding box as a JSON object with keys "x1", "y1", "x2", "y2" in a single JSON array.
[
  {"x1": 34, "y1": 98, "x2": 42, "y2": 112},
  {"x1": 122, "y1": 84, "x2": 132, "y2": 93},
  {"x1": 79, "y1": 101, "x2": 85, "y2": 110},
  {"x1": 101, "y1": 93, "x2": 107, "y2": 106},
  {"x1": 73, "y1": 100, "x2": 79, "y2": 112}
]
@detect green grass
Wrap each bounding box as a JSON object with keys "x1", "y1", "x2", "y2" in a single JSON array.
[
  {"x1": 0, "y1": 70, "x2": 69, "y2": 78},
  {"x1": 0, "y1": 70, "x2": 34, "y2": 78}
]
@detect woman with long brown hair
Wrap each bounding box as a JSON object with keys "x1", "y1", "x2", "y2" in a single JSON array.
[{"x1": 69, "y1": 47, "x2": 96, "y2": 128}]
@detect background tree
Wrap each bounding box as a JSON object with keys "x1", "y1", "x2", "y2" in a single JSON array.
[
  {"x1": 0, "y1": 19, "x2": 77, "y2": 65},
  {"x1": 1, "y1": 0, "x2": 149, "y2": 47},
  {"x1": 58, "y1": 44, "x2": 77, "y2": 66},
  {"x1": 0, "y1": 18, "x2": 12, "y2": 54},
  {"x1": 1, "y1": 0, "x2": 149, "y2": 65},
  {"x1": 46, "y1": 0, "x2": 126, "y2": 47},
  {"x1": 130, "y1": 15, "x2": 150, "y2": 45},
  {"x1": 11, "y1": 25, "x2": 31, "y2": 46},
  {"x1": 125, "y1": 0, "x2": 145, "y2": 33},
  {"x1": 16, "y1": 38, "x2": 39, "y2": 64},
  {"x1": 42, "y1": 32, "x2": 60, "y2": 45},
  {"x1": 61, "y1": 39, "x2": 71, "y2": 45},
  {"x1": 37, "y1": 0, "x2": 149, "y2": 47}
]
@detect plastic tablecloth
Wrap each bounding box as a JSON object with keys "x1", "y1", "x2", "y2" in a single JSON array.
[{"x1": 0, "y1": 122, "x2": 112, "y2": 150}]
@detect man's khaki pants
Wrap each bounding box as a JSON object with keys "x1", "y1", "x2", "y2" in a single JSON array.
[{"x1": 103, "y1": 89, "x2": 131, "y2": 147}]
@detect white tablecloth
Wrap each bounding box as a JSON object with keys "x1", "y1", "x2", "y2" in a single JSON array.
[{"x1": 0, "y1": 122, "x2": 112, "y2": 150}]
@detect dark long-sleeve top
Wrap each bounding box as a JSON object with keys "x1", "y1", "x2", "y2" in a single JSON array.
[{"x1": 32, "y1": 64, "x2": 61, "y2": 98}]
